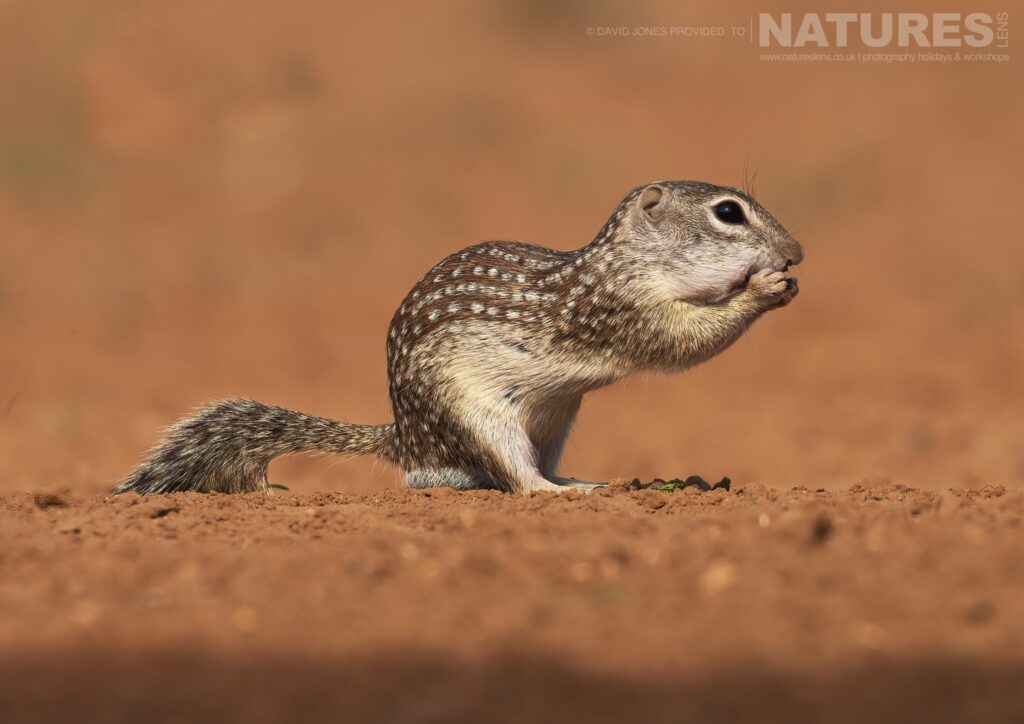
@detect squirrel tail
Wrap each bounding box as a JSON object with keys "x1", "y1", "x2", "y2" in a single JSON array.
[{"x1": 112, "y1": 398, "x2": 396, "y2": 495}]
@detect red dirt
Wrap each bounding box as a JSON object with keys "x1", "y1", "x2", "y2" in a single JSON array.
[
  {"x1": 1, "y1": 1, "x2": 1022, "y2": 721},
  {"x1": 2, "y1": 483, "x2": 1023, "y2": 722}
]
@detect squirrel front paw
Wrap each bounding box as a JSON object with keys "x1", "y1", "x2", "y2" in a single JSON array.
[{"x1": 746, "y1": 269, "x2": 799, "y2": 309}]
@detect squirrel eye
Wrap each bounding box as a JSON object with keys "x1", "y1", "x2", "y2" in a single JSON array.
[{"x1": 713, "y1": 200, "x2": 746, "y2": 224}]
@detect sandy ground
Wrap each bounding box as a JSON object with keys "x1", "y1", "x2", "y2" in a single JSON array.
[
  {"x1": 1, "y1": 0, "x2": 1022, "y2": 721},
  {"x1": 2, "y1": 482, "x2": 1023, "y2": 722}
]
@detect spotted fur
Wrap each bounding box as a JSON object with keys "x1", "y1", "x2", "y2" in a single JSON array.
[{"x1": 114, "y1": 181, "x2": 803, "y2": 496}]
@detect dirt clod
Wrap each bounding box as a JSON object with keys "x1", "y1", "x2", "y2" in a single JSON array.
[
  {"x1": 32, "y1": 492, "x2": 68, "y2": 509},
  {"x1": 810, "y1": 514, "x2": 834, "y2": 545},
  {"x1": 649, "y1": 476, "x2": 730, "y2": 493}
]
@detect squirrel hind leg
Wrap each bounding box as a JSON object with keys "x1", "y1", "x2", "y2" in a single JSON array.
[{"x1": 404, "y1": 467, "x2": 490, "y2": 490}]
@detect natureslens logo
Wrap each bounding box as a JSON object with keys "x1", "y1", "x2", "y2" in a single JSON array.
[
  {"x1": 758, "y1": 12, "x2": 1009, "y2": 48},
  {"x1": 583, "y1": 12, "x2": 1010, "y2": 64}
]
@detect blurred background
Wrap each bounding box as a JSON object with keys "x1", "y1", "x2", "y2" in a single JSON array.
[{"x1": 0, "y1": 0, "x2": 1021, "y2": 495}]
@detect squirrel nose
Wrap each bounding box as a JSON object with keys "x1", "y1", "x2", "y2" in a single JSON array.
[{"x1": 785, "y1": 241, "x2": 804, "y2": 267}]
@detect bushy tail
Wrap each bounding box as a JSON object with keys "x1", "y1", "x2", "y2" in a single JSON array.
[{"x1": 112, "y1": 399, "x2": 396, "y2": 495}]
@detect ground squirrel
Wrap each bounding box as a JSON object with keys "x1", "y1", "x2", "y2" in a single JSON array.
[{"x1": 114, "y1": 181, "x2": 803, "y2": 496}]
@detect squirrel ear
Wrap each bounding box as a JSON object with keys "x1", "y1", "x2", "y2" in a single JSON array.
[{"x1": 638, "y1": 185, "x2": 666, "y2": 222}]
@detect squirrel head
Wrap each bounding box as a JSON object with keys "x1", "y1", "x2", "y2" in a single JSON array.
[{"x1": 608, "y1": 180, "x2": 803, "y2": 305}]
